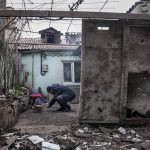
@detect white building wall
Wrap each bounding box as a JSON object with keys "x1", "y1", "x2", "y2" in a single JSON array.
[{"x1": 20, "y1": 52, "x2": 80, "y2": 95}]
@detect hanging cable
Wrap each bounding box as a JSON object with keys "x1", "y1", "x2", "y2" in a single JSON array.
[
  {"x1": 66, "y1": 0, "x2": 84, "y2": 33},
  {"x1": 99, "y1": 0, "x2": 109, "y2": 12},
  {"x1": 69, "y1": 0, "x2": 84, "y2": 11},
  {"x1": 49, "y1": 0, "x2": 54, "y2": 27}
]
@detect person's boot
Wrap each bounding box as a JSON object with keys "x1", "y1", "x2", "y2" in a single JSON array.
[
  {"x1": 64, "y1": 104, "x2": 71, "y2": 112},
  {"x1": 56, "y1": 107, "x2": 65, "y2": 111}
]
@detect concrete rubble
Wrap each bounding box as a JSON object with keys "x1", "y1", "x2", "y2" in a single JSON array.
[
  {"x1": 0, "y1": 125, "x2": 150, "y2": 150},
  {"x1": 0, "y1": 87, "x2": 29, "y2": 129}
]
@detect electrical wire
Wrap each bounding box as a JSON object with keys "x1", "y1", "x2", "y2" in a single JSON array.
[
  {"x1": 4, "y1": 1, "x2": 119, "y2": 5},
  {"x1": 67, "y1": 18, "x2": 73, "y2": 32},
  {"x1": 49, "y1": 0, "x2": 54, "y2": 27},
  {"x1": 9, "y1": 0, "x2": 14, "y2": 7},
  {"x1": 99, "y1": 0, "x2": 109, "y2": 12},
  {"x1": 66, "y1": 0, "x2": 84, "y2": 33}
]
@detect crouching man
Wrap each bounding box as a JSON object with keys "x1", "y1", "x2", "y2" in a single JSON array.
[{"x1": 47, "y1": 84, "x2": 76, "y2": 112}]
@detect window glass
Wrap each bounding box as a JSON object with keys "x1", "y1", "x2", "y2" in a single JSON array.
[
  {"x1": 74, "y1": 62, "x2": 81, "y2": 83},
  {"x1": 47, "y1": 34, "x2": 55, "y2": 43},
  {"x1": 63, "y1": 63, "x2": 71, "y2": 82}
]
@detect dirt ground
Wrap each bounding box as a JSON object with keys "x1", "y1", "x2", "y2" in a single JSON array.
[
  {"x1": 1, "y1": 103, "x2": 150, "y2": 149},
  {"x1": 14, "y1": 103, "x2": 79, "y2": 135}
]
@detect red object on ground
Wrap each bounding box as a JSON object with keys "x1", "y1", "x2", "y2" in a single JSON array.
[{"x1": 31, "y1": 94, "x2": 42, "y2": 97}]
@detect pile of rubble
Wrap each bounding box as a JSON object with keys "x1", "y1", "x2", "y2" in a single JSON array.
[
  {"x1": 0, "y1": 87, "x2": 29, "y2": 129},
  {"x1": 1, "y1": 125, "x2": 150, "y2": 150}
]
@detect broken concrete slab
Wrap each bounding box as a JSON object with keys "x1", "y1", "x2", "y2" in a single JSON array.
[
  {"x1": 0, "y1": 89, "x2": 29, "y2": 129},
  {"x1": 28, "y1": 135, "x2": 44, "y2": 145},
  {"x1": 0, "y1": 136, "x2": 17, "y2": 150},
  {"x1": 42, "y1": 141, "x2": 60, "y2": 150},
  {"x1": 118, "y1": 127, "x2": 127, "y2": 135},
  {"x1": 130, "y1": 148, "x2": 138, "y2": 150},
  {"x1": 6, "y1": 136, "x2": 17, "y2": 145},
  {"x1": 140, "y1": 143, "x2": 150, "y2": 150},
  {"x1": 132, "y1": 138, "x2": 142, "y2": 143}
]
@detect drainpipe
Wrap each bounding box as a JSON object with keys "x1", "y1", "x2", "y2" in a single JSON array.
[
  {"x1": 40, "y1": 51, "x2": 43, "y2": 75},
  {"x1": 40, "y1": 51, "x2": 45, "y2": 76},
  {"x1": 32, "y1": 45, "x2": 34, "y2": 88}
]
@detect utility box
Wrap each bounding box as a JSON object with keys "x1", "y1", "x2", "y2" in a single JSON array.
[
  {"x1": 79, "y1": 19, "x2": 150, "y2": 124},
  {"x1": 42, "y1": 64, "x2": 48, "y2": 72}
]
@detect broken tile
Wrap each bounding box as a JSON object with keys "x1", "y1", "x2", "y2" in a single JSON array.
[
  {"x1": 130, "y1": 148, "x2": 138, "y2": 150},
  {"x1": 127, "y1": 136, "x2": 132, "y2": 139},
  {"x1": 132, "y1": 138, "x2": 142, "y2": 143},
  {"x1": 83, "y1": 127, "x2": 88, "y2": 131},
  {"x1": 112, "y1": 134, "x2": 120, "y2": 138},
  {"x1": 1, "y1": 136, "x2": 17, "y2": 150},
  {"x1": 130, "y1": 130, "x2": 136, "y2": 135},
  {"x1": 76, "y1": 147, "x2": 82, "y2": 150},
  {"x1": 118, "y1": 127, "x2": 126, "y2": 135},
  {"x1": 76, "y1": 129, "x2": 84, "y2": 133},
  {"x1": 28, "y1": 135, "x2": 44, "y2": 145},
  {"x1": 6, "y1": 136, "x2": 17, "y2": 145},
  {"x1": 42, "y1": 141, "x2": 60, "y2": 150}
]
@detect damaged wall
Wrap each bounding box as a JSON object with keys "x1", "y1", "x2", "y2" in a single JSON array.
[
  {"x1": 127, "y1": 24, "x2": 150, "y2": 117},
  {"x1": 0, "y1": 95, "x2": 29, "y2": 129},
  {"x1": 79, "y1": 20, "x2": 123, "y2": 123},
  {"x1": 79, "y1": 19, "x2": 150, "y2": 124}
]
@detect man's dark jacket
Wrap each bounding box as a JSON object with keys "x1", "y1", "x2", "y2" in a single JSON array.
[{"x1": 47, "y1": 84, "x2": 76, "y2": 106}]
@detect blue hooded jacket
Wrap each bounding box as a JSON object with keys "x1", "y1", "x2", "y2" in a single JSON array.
[{"x1": 47, "y1": 84, "x2": 76, "y2": 106}]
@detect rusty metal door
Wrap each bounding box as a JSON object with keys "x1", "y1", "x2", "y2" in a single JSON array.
[{"x1": 79, "y1": 20, "x2": 124, "y2": 123}]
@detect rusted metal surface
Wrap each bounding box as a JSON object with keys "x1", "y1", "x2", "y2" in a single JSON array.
[{"x1": 79, "y1": 20, "x2": 123, "y2": 123}]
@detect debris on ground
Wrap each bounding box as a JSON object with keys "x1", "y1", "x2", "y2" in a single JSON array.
[
  {"x1": 1, "y1": 125, "x2": 150, "y2": 150},
  {"x1": 118, "y1": 127, "x2": 127, "y2": 135},
  {"x1": 42, "y1": 141, "x2": 60, "y2": 150},
  {"x1": 28, "y1": 135, "x2": 44, "y2": 144}
]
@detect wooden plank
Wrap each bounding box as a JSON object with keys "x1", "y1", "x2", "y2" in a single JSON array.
[{"x1": 1, "y1": 10, "x2": 150, "y2": 20}]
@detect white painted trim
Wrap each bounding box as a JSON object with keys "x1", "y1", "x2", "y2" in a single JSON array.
[
  {"x1": 63, "y1": 82, "x2": 81, "y2": 86},
  {"x1": 71, "y1": 62, "x2": 75, "y2": 83},
  {"x1": 62, "y1": 60, "x2": 81, "y2": 84},
  {"x1": 61, "y1": 60, "x2": 81, "y2": 63}
]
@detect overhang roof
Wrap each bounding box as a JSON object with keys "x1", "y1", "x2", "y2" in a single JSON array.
[
  {"x1": 8, "y1": 38, "x2": 78, "y2": 52},
  {"x1": 39, "y1": 27, "x2": 62, "y2": 35}
]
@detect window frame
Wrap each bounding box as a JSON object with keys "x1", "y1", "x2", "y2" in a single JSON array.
[{"x1": 62, "y1": 60, "x2": 81, "y2": 85}]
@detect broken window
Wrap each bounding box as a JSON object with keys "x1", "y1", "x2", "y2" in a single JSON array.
[
  {"x1": 63, "y1": 61, "x2": 81, "y2": 84},
  {"x1": 63, "y1": 63, "x2": 71, "y2": 82},
  {"x1": 127, "y1": 71, "x2": 150, "y2": 118},
  {"x1": 47, "y1": 34, "x2": 55, "y2": 43}
]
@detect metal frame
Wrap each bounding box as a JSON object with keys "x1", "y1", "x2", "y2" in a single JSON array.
[{"x1": 1, "y1": 10, "x2": 150, "y2": 21}]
